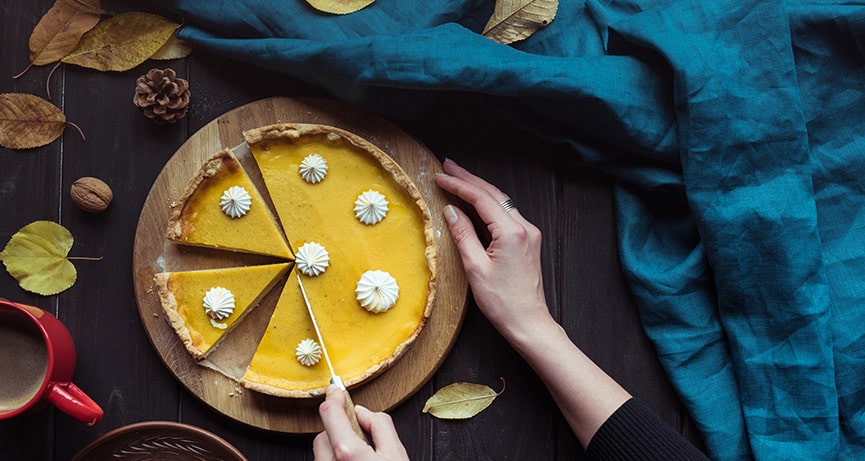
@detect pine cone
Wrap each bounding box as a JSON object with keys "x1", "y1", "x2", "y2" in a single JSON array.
[{"x1": 133, "y1": 68, "x2": 190, "y2": 125}]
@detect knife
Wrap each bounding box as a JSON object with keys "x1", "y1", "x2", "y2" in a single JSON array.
[{"x1": 296, "y1": 272, "x2": 366, "y2": 440}]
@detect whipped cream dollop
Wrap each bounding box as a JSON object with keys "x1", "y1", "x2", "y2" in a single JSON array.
[
  {"x1": 203, "y1": 287, "x2": 235, "y2": 329},
  {"x1": 296, "y1": 338, "x2": 322, "y2": 367},
  {"x1": 296, "y1": 242, "x2": 330, "y2": 276},
  {"x1": 355, "y1": 270, "x2": 399, "y2": 313},
  {"x1": 299, "y1": 154, "x2": 328, "y2": 184},
  {"x1": 354, "y1": 190, "x2": 389, "y2": 225},
  {"x1": 220, "y1": 186, "x2": 252, "y2": 218}
]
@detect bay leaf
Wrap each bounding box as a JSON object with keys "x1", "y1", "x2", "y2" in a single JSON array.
[
  {"x1": 28, "y1": 0, "x2": 103, "y2": 67},
  {"x1": 422, "y1": 380, "x2": 505, "y2": 419},
  {"x1": 483, "y1": 0, "x2": 558, "y2": 45},
  {"x1": 149, "y1": 34, "x2": 193, "y2": 60},
  {"x1": 0, "y1": 93, "x2": 66, "y2": 150},
  {"x1": 61, "y1": 12, "x2": 180, "y2": 71},
  {"x1": 306, "y1": 0, "x2": 375, "y2": 15},
  {"x1": 0, "y1": 221, "x2": 77, "y2": 296}
]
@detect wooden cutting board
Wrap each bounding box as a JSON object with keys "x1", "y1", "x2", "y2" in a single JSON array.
[{"x1": 132, "y1": 97, "x2": 467, "y2": 433}]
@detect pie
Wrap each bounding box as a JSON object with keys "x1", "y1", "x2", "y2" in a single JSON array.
[
  {"x1": 154, "y1": 263, "x2": 291, "y2": 359},
  {"x1": 240, "y1": 124, "x2": 436, "y2": 396},
  {"x1": 156, "y1": 123, "x2": 437, "y2": 397},
  {"x1": 165, "y1": 149, "x2": 293, "y2": 260}
]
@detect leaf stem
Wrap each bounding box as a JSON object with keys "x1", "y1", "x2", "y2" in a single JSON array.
[
  {"x1": 68, "y1": 256, "x2": 103, "y2": 261},
  {"x1": 12, "y1": 62, "x2": 33, "y2": 80},
  {"x1": 46, "y1": 62, "x2": 62, "y2": 100},
  {"x1": 66, "y1": 121, "x2": 87, "y2": 141}
]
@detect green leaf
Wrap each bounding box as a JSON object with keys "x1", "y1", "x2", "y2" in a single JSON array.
[
  {"x1": 0, "y1": 221, "x2": 77, "y2": 296},
  {"x1": 422, "y1": 379, "x2": 505, "y2": 419}
]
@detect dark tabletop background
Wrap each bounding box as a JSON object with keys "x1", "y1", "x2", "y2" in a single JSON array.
[{"x1": 0, "y1": 1, "x2": 702, "y2": 459}]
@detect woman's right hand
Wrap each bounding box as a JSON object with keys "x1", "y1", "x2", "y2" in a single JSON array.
[{"x1": 434, "y1": 159, "x2": 555, "y2": 343}]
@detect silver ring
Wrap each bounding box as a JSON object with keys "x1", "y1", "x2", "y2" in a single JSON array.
[{"x1": 500, "y1": 199, "x2": 516, "y2": 213}]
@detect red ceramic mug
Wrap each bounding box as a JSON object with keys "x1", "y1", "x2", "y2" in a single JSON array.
[{"x1": 0, "y1": 299, "x2": 103, "y2": 426}]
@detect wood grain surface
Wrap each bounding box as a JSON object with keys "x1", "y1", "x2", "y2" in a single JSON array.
[{"x1": 131, "y1": 97, "x2": 467, "y2": 433}]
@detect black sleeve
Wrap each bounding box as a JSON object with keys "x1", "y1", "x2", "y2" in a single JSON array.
[{"x1": 583, "y1": 398, "x2": 710, "y2": 461}]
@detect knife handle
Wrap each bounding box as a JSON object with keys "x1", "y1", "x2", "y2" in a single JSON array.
[
  {"x1": 341, "y1": 389, "x2": 367, "y2": 441},
  {"x1": 330, "y1": 376, "x2": 367, "y2": 442}
]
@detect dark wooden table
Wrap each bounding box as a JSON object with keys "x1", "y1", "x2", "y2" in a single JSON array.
[{"x1": 1, "y1": 1, "x2": 702, "y2": 459}]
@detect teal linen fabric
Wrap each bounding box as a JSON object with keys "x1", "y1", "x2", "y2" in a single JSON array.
[{"x1": 153, "y1": 0, "x2": 865, "y2": 458}]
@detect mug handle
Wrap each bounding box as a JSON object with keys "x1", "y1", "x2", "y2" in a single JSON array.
[{"x1": 46, "y1": 382, "x2": 104, "y2": 426}]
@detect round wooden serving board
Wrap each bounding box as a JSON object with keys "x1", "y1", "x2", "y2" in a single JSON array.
[{"x1": 132, "y1": 97, "x2": 467, "y2": 433}]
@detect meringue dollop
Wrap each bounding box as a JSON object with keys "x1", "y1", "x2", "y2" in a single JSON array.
[
  {"x1": 220, "y1": 186, "x2": 252, "y2": 218},
  {"x1": 296, "y1": 338, "x2": 322, "y2": 367},
  {"x1": 203, "y1": 287, "x2": 235, "y2": 329},
  {"x1": 355, "y1": 270, "x2": 399, "y2": 313},
  {"x1": 299, "y1": 154, "x2": 328, "y2": 184},
  {"x1": 296, "y1": 242, "x2": 330, "y2": 276},
  {"x1": 354, "y1": 190, "x2": 389, "y2": 225}
]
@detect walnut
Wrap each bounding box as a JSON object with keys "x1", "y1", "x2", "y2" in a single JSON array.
[{"x1": 70, "y1": 177, "x2": 113, "y2": 213}]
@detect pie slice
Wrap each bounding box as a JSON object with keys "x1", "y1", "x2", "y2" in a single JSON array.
[
  {"x1": 239, "y1": 123, "x2": 437, "y2": 397},
  {"x1": 155, "y1": 262, "x2": 292, "y2": 359},
  {"x1": 166, "y1": 148, "x2": 293, "y2": 259}
]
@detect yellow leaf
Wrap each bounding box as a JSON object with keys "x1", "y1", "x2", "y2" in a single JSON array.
[
  {"x1": 422, "y1": 379, "x2": 505, "y2": 419},
  {"x1": 61, "y1": 12, "x2": 180, "y2": 71},
  {"x1": 27, "y1": 0, "x2": 102, "y2": 67},
  {"x1": 0, "y1": 93, "x2": 66, "y2": 150},
  {"x1": 482, "y1": 0, "x2": 558, "y2": 45},
  {"x1": 305, "y1": 0, "x2": 375, "y2": 15},
  {"x1": 0, "y1": 221, "x2": 77, "y2": 296},
  {"x1": 149, "y1": 34, "x2": 193, "y2": 60}
]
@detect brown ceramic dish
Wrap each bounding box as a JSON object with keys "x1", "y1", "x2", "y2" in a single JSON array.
[{"x1": 71, "y1": 421, "x2": 247, "y2": 461}]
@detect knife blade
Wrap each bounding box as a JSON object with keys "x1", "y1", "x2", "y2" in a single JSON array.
[{"x1": 295, "y1": 271, "x2": 365, "y2": 439}]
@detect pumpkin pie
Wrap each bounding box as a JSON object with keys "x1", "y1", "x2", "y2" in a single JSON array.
[
  {"x1": 166, "y1": 149, "x2": 293, "y2": 259},
  {"x1": 239, "y1": 124, "x2": 436, "y2": 396},
  {"x1": 159, "y1": 123, "x2": 436, "y2": 397},
  {"x1": 155, "y1": 263, "x2": 291, "y2": 359}
]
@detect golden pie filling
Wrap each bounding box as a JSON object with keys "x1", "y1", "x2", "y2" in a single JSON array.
[
  {"x1": 156, "y1": 123, "x2": 436, "y2": 398},
  {"x1": 165, "y1": 149, "x2": 293, "y2": 259},
  {"x1": 155, "y1": 263, "x2": 291, "y2": 359}
]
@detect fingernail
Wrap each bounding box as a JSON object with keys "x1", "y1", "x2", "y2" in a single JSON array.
[
  {"x1": 444, "y1": 205, "x2": 459, "y2": 224},
  {"x1": 326, "y1": 384, "x2": 339, "y2": 395},
  {"x1": 355, "y1": 404, "x2": 369, "y2": 414}
]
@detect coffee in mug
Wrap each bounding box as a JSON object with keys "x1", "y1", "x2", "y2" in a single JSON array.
[
  {"x1": 0, "y1": 316, "x2": 49, "y2": 411},
  {"x1": 0, "y1": 300, "x2": 103, "y2": 425}
]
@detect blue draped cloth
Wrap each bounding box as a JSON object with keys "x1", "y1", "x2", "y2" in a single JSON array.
[{"x1": 152, "y1": 0, "x2": 865, "y2": 458}]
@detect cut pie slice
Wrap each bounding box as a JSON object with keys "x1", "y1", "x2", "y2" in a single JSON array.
[
  {"x1": 155, "y1": 262, "x2": 292, "y2": 359},
  {"x1": 166, "y1": 148, "x2": 293, "y2": 259}
]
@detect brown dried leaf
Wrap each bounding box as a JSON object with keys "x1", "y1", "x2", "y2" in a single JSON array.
[
  {"x1": 0, "y1": 93, "x2": 66, "y2": 150},
  {"x1": 149, "y1": 34, "x2": 193, "y2": 60},
  {"x1": 27, "y1": 0, "x2": 102, "y2": 67},
  {"x1": 61, "y1": 12, "x2": 180, "y2": 71},
  {"x1": 483, "y1": 0, "x2": 558, "y2": 45},
  {"x1": 306, "y1": 0, "x2": 375, "y2": 15}
]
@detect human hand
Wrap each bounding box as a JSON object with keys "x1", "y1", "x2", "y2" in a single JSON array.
[
  {"x1": 313, "y1": 385, "x2": 410, "y2": 461},
  {"x1": 434, "y1": 159, "x2": 553, "y2": 344}
]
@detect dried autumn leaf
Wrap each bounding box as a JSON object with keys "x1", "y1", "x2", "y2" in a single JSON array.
[
  {"x1": 27, "y1": 0, "x2": 102, "y2": 67},
  {"x1": 0, "y1": 93, "x2": 66, "y2": 149},
  {"x1": 0, "y1": 221, "x2": 77, "y2": 296},
  {"x1": 149, "y1": 34, "x2": 193, "y2": 60},
  {"x1": 483, "y1": 0, "x2": 558, "y2": 45},
  {"x1": 306, "y1": 0, "x2": 375, "y2": 15},
  {"x1": 61, "y1": 12, "x2": 181, "y2": 71},
  {"x1": 422, "y1": 379, "x2": 505, "y2": 419}
]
